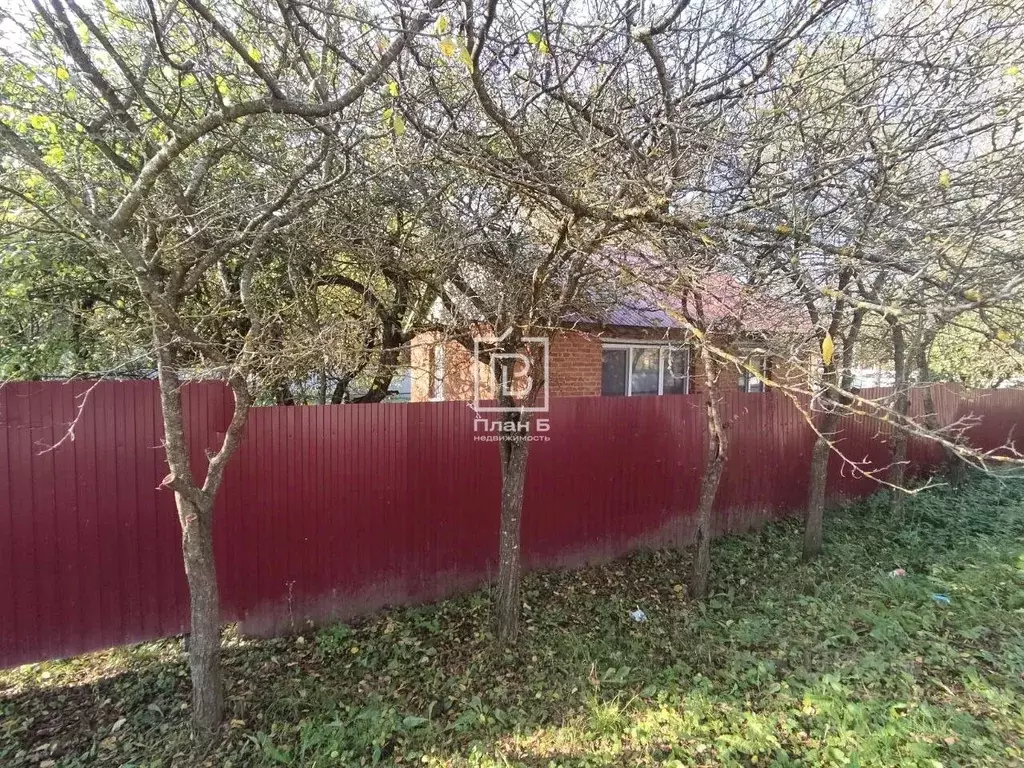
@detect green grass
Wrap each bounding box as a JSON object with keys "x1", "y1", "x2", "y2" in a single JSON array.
[{"x1": 3, "y1": 475, "x2": 1024, "y2": 767}]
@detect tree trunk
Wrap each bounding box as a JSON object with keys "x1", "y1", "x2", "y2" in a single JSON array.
[
  {"x1": 350, "y1": 343, "x2": 401, "y2": 403},
  {"x1": 178, "y1": 495, "x2": 223, "y2": 731},
  {"x1": 802, "y1": 297, "x2": 866, "y2": 559},
  {"x1": 317, "y1": 364, "x2": 328, "y2": 405},
  {"x1": 917, "y1": 343, "x2": 967, "y2": 485},
  {"x1": 153, "y1": 326, "x2": 250, "y2": 736},
  {"x1": 804, "y1": 410, "x2": 838, "y2": 560},
  {"x1": 495, "y1": 430, "x2": 529, "y2": 645},
  {"x1": 274, "y1": 382, "x2": 295, "y2": 405},
  {"x1": 330, "y1": 375, "x2": 351, "y2": 404},
  {"x1": 690, "y1": 345, "x2": 727, "y2": 600},
  {"x1": 889, "y1": 427, "x2": 909, "y2": 514},
  {"x1": 888, "y1": 320, "x2": 910, "y2": 515}
]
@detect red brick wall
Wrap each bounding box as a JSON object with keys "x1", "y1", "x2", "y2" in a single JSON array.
[
  {"x1": 412, "y1": 327, "x2": 693, "y2": 402},
  {"x1": 548, "y1": 331, "x2": 603, "y2": 397},
  {"x1": 410, "y1": 332, "x2": 491, "y2": 403},
  {"x1": 409, "y1": 331, "x2": 438, "y2": 402},
  {"x1": 410, "y1": 326, "x2": 802, "y2": 402}
]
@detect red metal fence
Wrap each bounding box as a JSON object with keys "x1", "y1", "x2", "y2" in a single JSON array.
[{"x1": 1, "y1": 381, "x2": 1021, "y2": 668}]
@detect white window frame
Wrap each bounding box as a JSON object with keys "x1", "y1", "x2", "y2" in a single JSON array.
[
  {"x1": 428, "y1": 343, "x2": 445, "y2": 401},
  {"x1": 738, "y1": 353, "x2": 769, "y2": 393},
  {"x1": 602, "y1": 342, "x2": 690, "y2": 396}
]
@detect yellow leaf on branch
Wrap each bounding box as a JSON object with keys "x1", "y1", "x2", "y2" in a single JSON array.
[{"x1": 821, "y1": 332, "x2": 835, "y2": 366}]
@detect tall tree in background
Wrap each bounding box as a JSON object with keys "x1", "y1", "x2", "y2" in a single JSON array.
[
  {"x1": 253, "y1": 159, "x2": 455, "y2": 406},
  {"x1": 930, "y1": 310, "x2": 1024, "y2": 389}
]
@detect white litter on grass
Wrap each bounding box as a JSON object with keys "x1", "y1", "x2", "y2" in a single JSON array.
[
  {"x1": 629, "y1": 607, "x2": 648, "y2": 623},
  {"x1": 889, "y1": 568, "x2": 906, "y2": 578}
]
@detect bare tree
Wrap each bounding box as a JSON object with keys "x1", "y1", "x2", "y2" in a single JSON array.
[
  {"x1": 397, "y1": 0, "x2": 855, "y2": 591},
  {"x1": 0, "y1": 0, "x2": 441, "y2": 732},
  {"x1": 710, "y1": 0, "x2": 1024, "y2": 551},
  {"x1": 415, "y1": 0, "x2": 1024, "y2": 562},
  {"x1": 429, "y1": 184, "x2": 619, "y2": 643}
]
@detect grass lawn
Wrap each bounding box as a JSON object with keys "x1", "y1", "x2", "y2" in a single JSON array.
[{"x1": 3, "y1": 475, "x2": 1024, "y2": 767}]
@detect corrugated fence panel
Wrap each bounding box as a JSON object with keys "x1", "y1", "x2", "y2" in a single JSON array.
[
  {"x1": 716, "y1": 392, "x2": 817, "y2": 534},
  {"x1": 2, "y1": 381, "x2": 1023, "y2": 667},
  {"x1": 523, "y1": 395, "x2": 704, "y2": 569},
  {"x1": 959, "y1": 388, "x2": 1024, "y2": 455}
]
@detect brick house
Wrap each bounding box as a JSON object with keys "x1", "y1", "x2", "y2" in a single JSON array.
[{"x1": 410, "y1": 275, "x2": 809, "y2": 403}]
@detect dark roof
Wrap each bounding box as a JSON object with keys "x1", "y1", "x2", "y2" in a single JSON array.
[
  {"x1": 582, "y1": 273, "x2": 810, "y2": 336},
  {"x1": 433, "y1": 246, "x2": 811, "y2": 338}
]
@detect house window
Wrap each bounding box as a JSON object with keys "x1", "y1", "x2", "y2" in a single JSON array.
[
  {"x1": 663, "y1": 348, "x2": 690, "y2": 394},
  {"x1": 601, "y1": 344, "x2": 690, "y2": 396},
  {"x1": 428, "y1": 343, "x2": 444, "y2": 400},
  {"x1": 738, "y1": 354, "x2": 769, "y2": 393}
]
